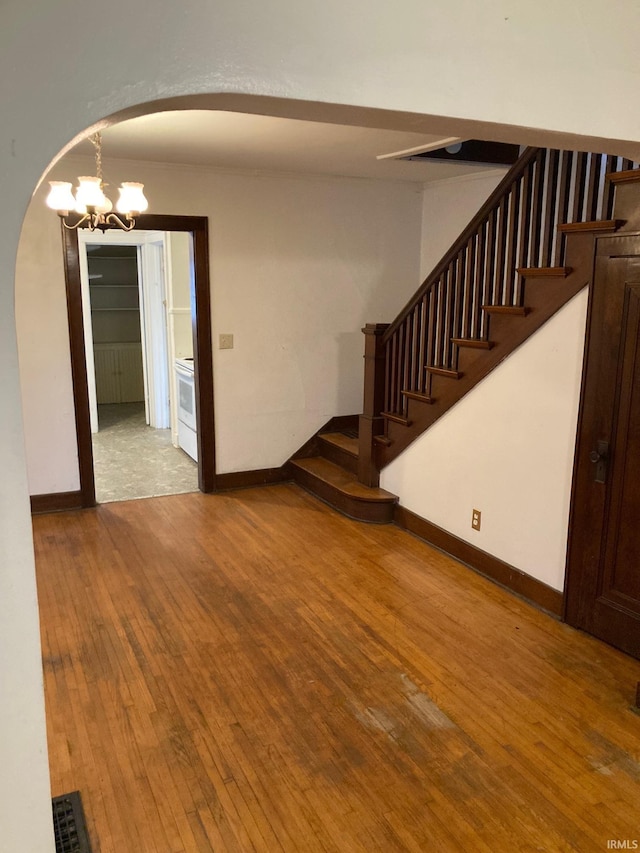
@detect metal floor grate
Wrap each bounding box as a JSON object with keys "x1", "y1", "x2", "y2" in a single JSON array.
[{"x1": 52, "y1": 791, "x2": 91, "y2": 853}]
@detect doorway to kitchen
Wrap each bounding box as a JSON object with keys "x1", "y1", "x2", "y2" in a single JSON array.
[
  {"x1": 64, "y1": 215, "x2": 215, "y2": 506},
  {"x1": 80, "y1": 230, "x2": 199, "y2": 502}
]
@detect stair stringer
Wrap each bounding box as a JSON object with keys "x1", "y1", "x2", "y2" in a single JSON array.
[{"x1": 374, "y1": 229, "x2": 600, "y2": 470}]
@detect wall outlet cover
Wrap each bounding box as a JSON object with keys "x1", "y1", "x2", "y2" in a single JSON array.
[{"x1": 219, "y1": 334, "x2": 234, "y2": 350}]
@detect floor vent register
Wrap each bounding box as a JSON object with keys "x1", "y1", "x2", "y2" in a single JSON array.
[{"x1": 52, "y1": 791, "x2": 92, "y2": 853}]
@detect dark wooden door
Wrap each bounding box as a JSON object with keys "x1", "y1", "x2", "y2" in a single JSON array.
[{"x1": 565, "y1": 235, "x2": 640, "y2": 659}]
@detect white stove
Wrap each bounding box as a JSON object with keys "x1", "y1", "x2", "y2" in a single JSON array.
[{"x1": 174, "y1": 357, "x2": 197, "y2": 461}]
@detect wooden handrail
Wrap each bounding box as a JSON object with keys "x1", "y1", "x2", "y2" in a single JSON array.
[{"x1": 382, "y1": 147, "x2": 539, "y2": 344}]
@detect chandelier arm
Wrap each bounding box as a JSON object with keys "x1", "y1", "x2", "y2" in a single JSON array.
[
  {"x1": 58, "y1": 211, "x2": 137, "y2": 232},
  {"x1": 60, "y1": 213, "x2": 90, "y2": 231},
  {"x1": 105, "y1": 213, "x2": 136, "y2": 232}
]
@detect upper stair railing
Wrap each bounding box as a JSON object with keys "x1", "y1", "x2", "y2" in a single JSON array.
[{"x1": 359, "y1": 146, "x2": 639, "y2": 486}]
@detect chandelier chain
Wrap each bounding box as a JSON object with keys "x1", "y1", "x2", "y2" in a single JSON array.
[{"x1": 90, "y1": 132, "x2": 103, "y2": 183}]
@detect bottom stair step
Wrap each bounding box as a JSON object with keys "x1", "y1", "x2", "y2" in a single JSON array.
[{"x1": 289, "y1": 456, "x2": 397, "y2": 523}]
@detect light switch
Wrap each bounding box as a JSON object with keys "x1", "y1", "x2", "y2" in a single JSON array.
[{"x1": 219, "y1": 334, "x2": 234, "y2": 350}]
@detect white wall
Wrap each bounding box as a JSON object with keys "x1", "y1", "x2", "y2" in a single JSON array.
[
  {"x1": 17, "y1": 156, "x2": 423, "y2": 484},
  {"x1": 382, "y1": 289, "x2": 589, "y2": 592},
  {"x1": 4, "y1": 3, "x2": 640, "y2": 850},
  {"x1": 15, "y1": 196, "x2": 81, "y2": 495},
  {"x1": 420, "y1": 170, "x2": 508, "y2": 280}
]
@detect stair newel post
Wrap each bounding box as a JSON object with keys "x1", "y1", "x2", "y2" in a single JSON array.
[{"x1": 358, "y1": 323, "x2": 389, "y2": 487}]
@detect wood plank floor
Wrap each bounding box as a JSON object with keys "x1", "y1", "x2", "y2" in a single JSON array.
[{"x1": 33, "y1": 485, "x2": 640, "y2": 852}]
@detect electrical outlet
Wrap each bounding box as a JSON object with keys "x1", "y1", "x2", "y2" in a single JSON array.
[
  {"x1": 219, "y1": 334, "x2": 234, "y2": 350},
  {"x1": 471, "y1": 509, "x2": 481, "y2": 531}
]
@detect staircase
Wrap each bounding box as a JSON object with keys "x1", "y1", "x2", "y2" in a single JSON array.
[
  {"x1": 288, "y1": 146, "x2": 640, "y2": 520},
  {"x1": 359, "y1": 146, "x2": 640, "y2": 486}
]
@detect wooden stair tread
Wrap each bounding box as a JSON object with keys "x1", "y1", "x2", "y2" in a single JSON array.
[
  {"x1": 318, "y1": 431, "x2": 358, "y2": 458},
  {"x1": 482, "y1": 305, "x2": 530, "y2": 316},
  {"x1": 290, "y1": 457, "x2": 396, "y2": 502},
  {"x1": 373, "y1": 435, "x2": 392, "y2": 447},
  {"x1": 516, "y1": 266, "x2": 572, "y2": 277},
  {"x1": 402, "y1": 389, "x2": 435, "y2": 403},
  {"x1": 451, "y1": 338, "x2": 494, "y2": 350},
  {"x1": 426, "y1": 366, "x2": 462, "y2": 379},
  {"x1": 557, "y1": 219, "x2": 624, "y2": 233},
  {"x1": 607, "y1": 169, "x2": 640, "y2": 185},
  {"x1": 382, "y1": 411, "x2": 412, "y2": 426}
]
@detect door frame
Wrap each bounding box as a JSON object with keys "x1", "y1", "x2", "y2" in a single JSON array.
[{"x1": 63, "y1": 214, "x2": 216, "y2": 505}]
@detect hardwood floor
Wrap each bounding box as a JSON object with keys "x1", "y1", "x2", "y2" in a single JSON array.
[{"x1": 34, "y1": 485, "x2": 640, "y2": 852}]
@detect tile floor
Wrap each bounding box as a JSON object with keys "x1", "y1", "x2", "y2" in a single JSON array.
[{"x1": 92, "y1": 402, "x2": 198, "y2": 503}]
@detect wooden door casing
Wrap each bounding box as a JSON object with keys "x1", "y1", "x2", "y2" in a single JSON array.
[{"x1": 63, "y1": 214, "x2": 215, "y2": 505}]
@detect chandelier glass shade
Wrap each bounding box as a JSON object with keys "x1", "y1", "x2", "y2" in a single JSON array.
[{"x1": 46, "y1": 133, "x2": 148, "y2": 231}]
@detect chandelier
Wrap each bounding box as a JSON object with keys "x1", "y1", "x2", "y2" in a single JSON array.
[{"x1": 46, "y1": 132, "x2": 148, "y2": 231}]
